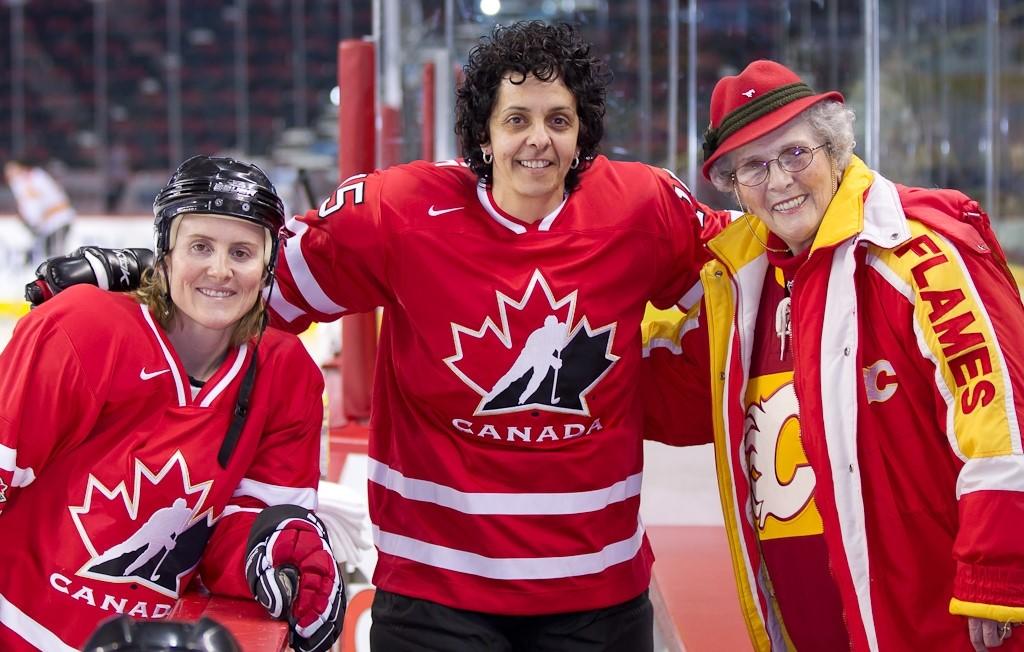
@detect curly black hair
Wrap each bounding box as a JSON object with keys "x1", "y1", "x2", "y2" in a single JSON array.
[{"x1": 455, "y1": 21, "x2": 612, "y2": 192}]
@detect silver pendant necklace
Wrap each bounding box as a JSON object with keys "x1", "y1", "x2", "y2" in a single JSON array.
[{"x1": 774, "y1": 280, "x2": 793, "y2": 361}]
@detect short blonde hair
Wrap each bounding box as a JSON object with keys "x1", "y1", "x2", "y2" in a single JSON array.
[{"x1": 132, "y1": 264, "x2": 266, "y2": 347}]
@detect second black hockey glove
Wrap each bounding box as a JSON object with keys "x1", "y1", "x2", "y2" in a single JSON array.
[
  {"x1": 25, "y1": 246, "x2": 154, "y2": 306},
  {"x1": 244, "y1": 505, "x2": 346, "y2": 652}
]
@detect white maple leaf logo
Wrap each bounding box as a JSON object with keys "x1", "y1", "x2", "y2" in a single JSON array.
[
  {"x1": 444, "y1": 269, "x2": 618, "y2": 417},
  {"x1": 68, "y1": 450, "x2": 217, "y2": 597}
]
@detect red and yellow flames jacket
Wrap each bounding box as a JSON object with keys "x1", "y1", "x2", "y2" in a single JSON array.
[{"x1": 644, "y1": 157, "x2": 1024, "y2": 651}]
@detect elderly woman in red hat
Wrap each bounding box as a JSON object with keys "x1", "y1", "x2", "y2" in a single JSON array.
[{"x1": 644, "y1": 60, "x2": 1024, "y2": 651}]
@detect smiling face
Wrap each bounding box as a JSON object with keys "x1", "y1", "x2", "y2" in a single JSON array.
[
  {"x1": 164, "y1": 214, "x2": 266, "y2": 342},
  {"x1": 483, "y1": 73, "x2": 580, "y2": 222},
  {"x1": 733, "y1": 118, "x2": 836, "y2": 254}
]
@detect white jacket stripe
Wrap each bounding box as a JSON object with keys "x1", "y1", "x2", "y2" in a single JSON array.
[
  {"x1": 641, "y1": 335, "x2": 682, "y2": 358},
  {"x1": 0, "y1": 591, "x2": 78, "y2": 652},
  {"x1": 233, "y1": 478, "x2": 317, "y2": 509},
  {"x1": 678, "y1": 280, "x2": 704, "y2": 311},
  {"x1": 367, "y1": 458, "x2": 642, "y2": 515},
  {"x1": 822, "y1": 239, "x2": 879, "y2": 652},
  {"x1": 957, "y1": 456, "x2": 1024, "y2": 497},
  {"x1": 283, "y1": 217, "x2": 346, "y2": 316},
  {"x1": 373, "y1": 520, "x2": 645, "y2": 580}
]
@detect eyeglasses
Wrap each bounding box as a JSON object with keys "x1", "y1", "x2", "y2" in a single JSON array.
[{"x1": 730, "y1": 143, "x2": 829, "y2": 187}]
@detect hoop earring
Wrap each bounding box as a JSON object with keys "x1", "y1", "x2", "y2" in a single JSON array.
[
  {"x1": 482, "y1": 151, "x2": 493, "y2": 165},
  {"x1": 570, "y1": 155, "x2": 580, "y2": 170}
]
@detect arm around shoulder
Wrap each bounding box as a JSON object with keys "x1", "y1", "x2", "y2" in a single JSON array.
[{"x1": 641, "y1": 299, "x2": 714, "y2": 446}]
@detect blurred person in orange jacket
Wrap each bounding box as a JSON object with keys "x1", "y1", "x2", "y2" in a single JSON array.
[{"x1": 4, "y1": 158, "x2": 75, "y2": 264}]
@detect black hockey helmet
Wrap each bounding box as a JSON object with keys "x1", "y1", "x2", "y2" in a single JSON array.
[
  {"x1": 82, "y1": 615, "x2": 242, "y2": 652},
  {"x1": 152, "y1": 156, "x2": 286, "y2": 273}
]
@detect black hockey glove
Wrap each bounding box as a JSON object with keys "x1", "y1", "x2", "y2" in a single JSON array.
[
  {"x1": 244, "y1": 505, "x2": 346, "y2": 652},
  {"x1": 24, "y1": 246, "x2": 154, "y2": 307}
]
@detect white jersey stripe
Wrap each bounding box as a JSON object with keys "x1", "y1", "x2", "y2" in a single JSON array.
[
  {"x1": 0, "y1": 444, "x2": 35, "y2": 488},
  {"x1": 283, "y1": 218, "x2": 346, "y2": 316},
  {"x1": 266, "y1": 284, "x2": 306, "y2": 324},
  {"x1": 368, "y1": 458, "x2": 642, "y2": 515},
  {"x1": 537, "y1": 195, "x2": 569, "y2": 232},
  {"x1": 12, "y1": 467, "x2": 35, "y2": 488},
  {"x1": 0, "y1": 444, "x2": 12, "y2": 471},
  {"x1": 199, "y1": 343, "x2": 248, "y2": 407},
  {"x1": 373, "y1": 520, "x2": 645, "y2": 580},
  {"x1": 0, "y1": 591, "x2": 78, "y2": 652},
  {"x1": 233, "y1": 478, "x2": 317, "y2": 509},
  {"x1": 140, "y1": 305, "x2": 186, "y2": 407},
  {"x1": 221, "y1": 505, "x2": 263, "y2": 517},
  {"x1": 476, "y1": 184, "x2": 526, "y2": 234}
]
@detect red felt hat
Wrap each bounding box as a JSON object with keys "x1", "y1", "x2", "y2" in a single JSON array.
[{"x1": 701, "y1": 60, "x2": 843, "y2": 180}]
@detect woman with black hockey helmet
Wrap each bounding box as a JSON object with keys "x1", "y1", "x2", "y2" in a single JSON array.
[
  {"x1": 143, "y1": 155, "x2": 286, "y2": 348},
  {"x1": 0, "y1": 156, "x2": 344, "y2": 652}
]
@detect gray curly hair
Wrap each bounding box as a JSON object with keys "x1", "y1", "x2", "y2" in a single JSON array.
[{"x1": 709, "y1": 100, "x2": 856, "y2": 192}]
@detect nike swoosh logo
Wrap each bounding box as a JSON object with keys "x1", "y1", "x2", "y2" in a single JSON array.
[
  {"x1": 140, "y1": 368, "x2": 171, "y2": 381},
  {"x1": 427, "y1": 205, "x2": 464, "y2": 217}
]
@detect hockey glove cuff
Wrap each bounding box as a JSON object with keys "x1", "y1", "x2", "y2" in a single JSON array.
[
  {"x1": 244, "y1": 505, "x2": 345, "y2": 652},
  {"x1": 25, "y1": 246, "x2": 154, "y2": 306}
]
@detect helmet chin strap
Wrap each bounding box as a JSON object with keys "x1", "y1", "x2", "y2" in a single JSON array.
[
  {"x1": 167, "y1": 215, "x2": 183, "y2": 253},
  {"x1": 217, "y1": 231, "x2": 281, "y2": 469},
  {"x1": 149, "y1": 156, "x2": 287, "y2": 469}
]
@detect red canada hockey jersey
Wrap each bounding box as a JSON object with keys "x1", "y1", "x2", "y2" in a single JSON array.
[
  {"x1": 268, "y1": 156, "x2": 712, "y2": 614},
  {"x1": 0, "y1": 286, "x2": 324, "y2": 651}
]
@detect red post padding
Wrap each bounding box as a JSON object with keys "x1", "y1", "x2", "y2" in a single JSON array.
[
  {"x1": 421, "y1": 61, "x2": 435, "y2": 161},
  {"x1": 337, "y1": 39, "x2": 378, "y2": 424}
]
